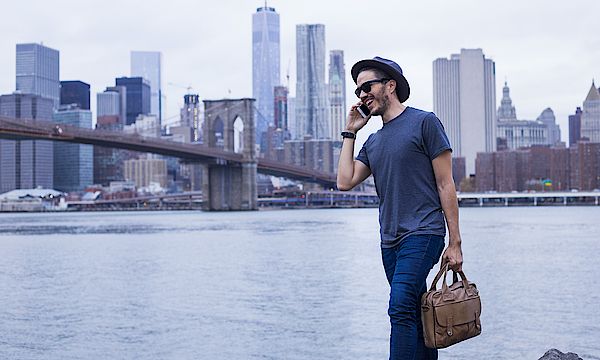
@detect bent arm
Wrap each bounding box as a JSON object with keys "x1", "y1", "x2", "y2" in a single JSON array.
[
  {"x1": 337, "y1": 137, "x2": 371, "y2": 191},
  {"x1": 431, "y1": 150, "x2": 463, "y2": 272},
  {"x1": 337, "y1": 102, "x2": 373, "y2": 191}
]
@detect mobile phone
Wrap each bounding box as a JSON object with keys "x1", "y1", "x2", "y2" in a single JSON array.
[{"x1": 357, "y1": 103, "x2": 370, "y2": 118}]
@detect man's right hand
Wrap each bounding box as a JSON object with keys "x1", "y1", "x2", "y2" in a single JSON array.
[
  {"x1": 346, "y1": 101, "x2": 371, "y2": 134},
  {"x1": 337, "y1": 101, "x2": 372, "y2": 191}
]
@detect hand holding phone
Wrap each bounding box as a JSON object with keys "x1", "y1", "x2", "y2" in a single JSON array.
[{"x1": 357, "y1": 103, "x2": 370, "y2": 118}]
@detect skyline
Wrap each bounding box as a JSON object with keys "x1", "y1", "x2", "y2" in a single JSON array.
[{"x1": 1, "y1": 0, "x2": 599, "y2": 149}]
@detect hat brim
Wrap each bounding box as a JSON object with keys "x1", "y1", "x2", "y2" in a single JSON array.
[{"x1": 351, "y1": 59, "x2": 410, "y2": 103}]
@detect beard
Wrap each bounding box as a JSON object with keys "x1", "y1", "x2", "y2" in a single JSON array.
[{"x1": 370, "y1": 88, "x2": 391, "y2": 117}]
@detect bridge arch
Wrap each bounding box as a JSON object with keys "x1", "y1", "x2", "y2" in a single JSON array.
[
  {"x1": 202, "y1": 99, "x2": 257, "y2": 210},
  {"x1": 210, "y1": 116, "x2": 224, "y2": 149},
  {"x1": 233, "y1": 116, "x2": 244, "y2": 154}
]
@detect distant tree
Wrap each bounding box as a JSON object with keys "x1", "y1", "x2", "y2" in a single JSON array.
[
  {"x1": 525, "y1": 179, "x2": 543, "y2": 192},
  {"x1": 460, "y1": 177, "x2": 476, "y2": 193}
]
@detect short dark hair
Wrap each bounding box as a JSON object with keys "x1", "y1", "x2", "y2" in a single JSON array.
[{"x1": 358, "y1": 66, "x2": 392, "y2": 81}]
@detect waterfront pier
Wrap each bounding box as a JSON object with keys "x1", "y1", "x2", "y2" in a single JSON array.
[{"x1": 457, "y1": 191, "x2": 600, "y2": 207}]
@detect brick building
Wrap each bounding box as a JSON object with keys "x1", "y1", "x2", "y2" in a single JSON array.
[
  {"x1": 475, "y1": 153, "x2": 494, "y2": 192},
  {"x1": 550, "y1": 146, "x2": 570, "y2": 191},
  {"x1": 570, "y1": 141, "x2": 600, "y2": 191},
  {"x1": 451, "y1": 157, "x2": 466, "y2": 190},
  {"x1": 476, "y1": 142, "x2": 600, "y2": 192}
]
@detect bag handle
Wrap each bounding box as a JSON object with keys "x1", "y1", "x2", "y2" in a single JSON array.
[
  {"x1": 428, "y1": 263, "x2": 449, "y2": 292},
  {"x1": 428, "y1": 263, "x2": 474, "y2": 297}
]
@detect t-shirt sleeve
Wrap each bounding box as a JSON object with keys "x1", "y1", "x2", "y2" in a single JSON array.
[
  {"x1": 356, "y1": 136, "x2": 371, "y2": 169},
  {"x1": 422, "y1": 113, "x2": 452, "y2": 160}
]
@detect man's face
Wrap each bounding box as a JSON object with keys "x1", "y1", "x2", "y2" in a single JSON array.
[{"x1": 356, "y1": 70, "x2": 391, "y2": 117}]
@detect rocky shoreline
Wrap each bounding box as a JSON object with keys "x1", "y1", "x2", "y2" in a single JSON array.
[{"x1": 539, "y1": 349, "x2": 583, "y2": 360}]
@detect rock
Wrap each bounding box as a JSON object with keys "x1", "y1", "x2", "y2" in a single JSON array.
[{"x1": 538, "y1": 349, "x2": 582, "y2": 360}]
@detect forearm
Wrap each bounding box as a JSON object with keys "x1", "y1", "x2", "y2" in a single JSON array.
[
  {"x1": 432, "y1": 150, "x2": 463, "y2": 270},
  {"x1": 439, "y1": 182, "x2": 461, "y2": 246},
  {"x1": 337, "y1": 137, "x2": 356, "y2": 190}
]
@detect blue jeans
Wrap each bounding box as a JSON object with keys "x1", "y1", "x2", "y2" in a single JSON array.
[{"x1": 381, "y1": 234, "x2": 445, "y2": 360}]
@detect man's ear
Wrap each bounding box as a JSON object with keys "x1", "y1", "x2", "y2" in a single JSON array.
[{"x1": 388, "y1": 79, "x2": 397, "y2": 94}]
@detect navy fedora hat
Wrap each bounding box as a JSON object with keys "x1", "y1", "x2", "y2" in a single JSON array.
[{"x1": 351, "y1": 56, "x2": 410, "y2": 103}]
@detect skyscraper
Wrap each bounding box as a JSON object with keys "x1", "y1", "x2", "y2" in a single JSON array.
[
  {"x1": 98, "y1": 86, "x2": 127, "y2": 119},
  {"x1": 16, "y1": 43, "x2": 60, "y2": 108},
  {"x1": 272, "y1": 85, "x2": 289, "y2": 158},
  {"x1": 252, "y1": 5, "x2": 280, "y2": 139},
  {"x1": 329, "y1": 50, "x2": 346, "y2": 140},
  {"x1": 273, "y1": 86, "x2": 288, "y2": 131},
  {"x1": 581, "y1": 81, "x2": 600, "y2": 142},
  {"x1": 53, "y1": 104, "x2": 93, "y2": 192},
  {"x1": 115, "y1": 77, "x2": 151, "y2": 125},
  {"x1": 0, "y1": 94, "x2": 54, "y2": 192},
  {"x1": 569, "y1": 107, "x2": 582, "y2": 146},
  {"x1": 94, "y1": 114, "x2": 126, "y2": 187},
  {"x1": 95, "y1": 86, "x2": 128, "y2": 186},
  {"x1": 97, "y1": 91, "x2": 122, "y2": 118},
  {"x1": 433, "y1": 48, "x2": 496, "y2": 176},
  {"x1": 296, "y1": 24, "x2": 328, "y2": 140},
  {"x1": 288, "y1": 97, "x2": 296, "y2": 139},
  {"x1": 131, "y1": 51, "x2": 163, "y2": 124},
  {"x1": 2, "y1": 43, "x2": 58, "y2": 191},
  {"x1": 60, "y1": 81, "x2": 90, "y2": 110}
]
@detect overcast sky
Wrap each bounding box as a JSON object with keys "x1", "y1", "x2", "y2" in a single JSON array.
[{"x1": 2, "y1": 0, "x2": 599, "y2": 147}]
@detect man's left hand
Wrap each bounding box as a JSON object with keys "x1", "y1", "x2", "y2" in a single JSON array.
[{"x1": 442, "y1": 242, "x2": 463, "y2": 272}]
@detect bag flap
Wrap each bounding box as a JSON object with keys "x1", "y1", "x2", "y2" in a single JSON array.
[{"x1": 434, "y1": 297, "x2": 481, "y2": 326}]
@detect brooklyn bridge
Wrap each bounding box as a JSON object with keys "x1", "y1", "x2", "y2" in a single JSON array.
[{"x1": 0, "y1": 98, "x2": 338, "y2": 211}]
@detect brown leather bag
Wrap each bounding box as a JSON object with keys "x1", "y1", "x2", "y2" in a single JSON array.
[{"x1": 420, "y1": 263, "x2": 482, "y2": 349}]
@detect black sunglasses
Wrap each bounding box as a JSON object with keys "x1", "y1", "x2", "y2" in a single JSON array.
[{"x1": 355, "y1": 78, "x2": 391, "y2": 98}]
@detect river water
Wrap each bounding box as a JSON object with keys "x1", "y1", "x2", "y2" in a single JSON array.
[{"x1": 0, "y1": 207, "x2": 599, "y2": 360}]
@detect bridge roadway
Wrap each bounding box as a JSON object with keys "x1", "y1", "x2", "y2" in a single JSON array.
[{"x1": 0, "y1": 116, "x2": 336, "y2": 187}]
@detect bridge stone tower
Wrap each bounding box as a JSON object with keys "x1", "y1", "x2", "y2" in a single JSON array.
[{"x1": 202, "y1": 98, "x2": 257, "y2": 210}]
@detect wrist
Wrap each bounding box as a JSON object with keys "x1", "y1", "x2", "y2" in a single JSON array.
[
  {"x1": 448, "y1": 238, "x2": 462, "y2": 247},
  {"x1": 341, "y1": 131, "x2": 356, "y2": 139}
]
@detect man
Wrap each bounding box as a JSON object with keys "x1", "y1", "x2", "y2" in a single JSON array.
[{"x1": 337, "y1": 57, "x2": 463, "y2": 360}]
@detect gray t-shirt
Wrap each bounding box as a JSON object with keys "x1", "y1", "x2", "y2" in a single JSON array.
[{"x1": 356, "y1": 107, "x2": 451, "y2": 248}]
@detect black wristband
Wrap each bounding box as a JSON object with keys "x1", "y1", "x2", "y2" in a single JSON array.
[{"x1": 341, "y1": 131, "x2": 356, "y2": 139}]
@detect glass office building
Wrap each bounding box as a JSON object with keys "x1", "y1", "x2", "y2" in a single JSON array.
[
  {"x1": 252, "y1": 5, "x2": 280, "y2": 141},
  {"x1": 60, "y1": 80, "x2": 90, "y2": 110},
  {"x1": 131, "y1": 51, "x2": 163, "y2": 123},
  {"x1": 0, "y1": 94, "x2": 54, "y2": 192},
  {"x1": 53, "y1": 106, "x2": 93, "y2": 192},
  {"x1": 16, "y1": 43, "x2": 60, "y2": 108},
  {"x1": 295, "y1": 24, "x2": 329, "y2": 140},
  {"x1": 115, "y1": 77, "x2": 151, "y2": 125}
]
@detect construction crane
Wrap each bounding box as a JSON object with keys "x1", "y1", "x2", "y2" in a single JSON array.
[
  {"x1": 162, "y1": 113, "x2": 183, "y2": 127},
  {"x1": 168, "y1": 82, "x2": 194, "y2": 94}
]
